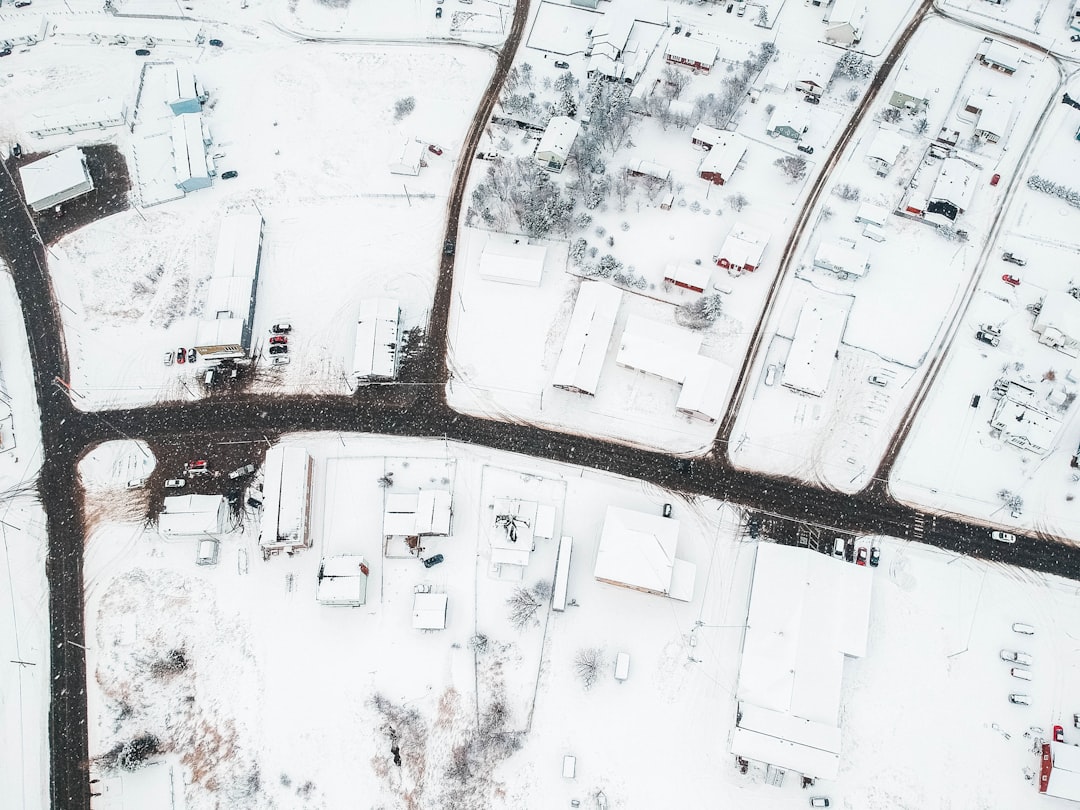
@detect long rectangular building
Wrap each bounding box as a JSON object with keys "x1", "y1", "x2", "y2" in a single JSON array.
[
  {"x1": 194, "y1": 214, "x2": 263, "y2": 361},
  {"x1": 259, "y1": 445, "x2": 314, "y2": 554},
  {"x1": 353, "y1": 298, "x2": 400, "y2": 381},
  {"x1": 782, "y1": 298, "x2": 849, "y2": 398},
  {"x1": 552, "y1": 281, "x2": 622, "y2": 396}
]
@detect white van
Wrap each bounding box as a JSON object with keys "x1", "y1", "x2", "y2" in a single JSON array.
[
  {"x1": 196, "y1": 538, "x2": 220, "y2": 566},
  {"x1": 1010, "y1": 668, "x2": 1032, "y2": 681},
  {"x1": 1012, "y1": 622, "x2": 1036, "y2": 635},
  {"x1": 614, "y1": 652, "x2": 630, "y2": 682},
  {"x1": 833, "y1": 537, "x2": 845, "y2": 558}
]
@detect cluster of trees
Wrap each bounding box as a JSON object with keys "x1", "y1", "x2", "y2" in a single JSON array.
[
  {"x1": 775, "y1": 155, "x2": 808, "y2": 182},
  {"x1": 676, "y1": 294, "x2": 724, "y2": 329},
  {"x1": 832, "y1": 51, "x2": 875, "y2": 82},
  {"x1": 470, "y1": 158, "x2": 576, "y2": 239},
  {"x1": 1027, "y1": 175, "x2": 1080, "y2": 210},
  {"x1": 694, "y1": 42, "x2": 776, "y2": 129}
]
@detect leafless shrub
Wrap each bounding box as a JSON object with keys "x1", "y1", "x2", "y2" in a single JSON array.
[
  {"x1": 506, "y1": 581, "x2": 553, "y2": 630},
  {"x1": 148, "y1": 647, "x2": 188, "y2": 677},
  {"x1": 728, "y1": 193, "x2": 749, "y2": 212},
  {"x1": 574, "y1": 647, "x2": 604, "y2": 690},
  {"x1": 832, "y1": 183, "x2": 861, "y2": 202},
  {"x1": 97, "y1": 733, "x2": 162, "y2": 772},
  {"x1": 774, "y1": 155, "x2": 807, "y2": 182}
]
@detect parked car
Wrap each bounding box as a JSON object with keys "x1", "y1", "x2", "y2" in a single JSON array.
[
  {"x1": 856, "y1": 546, "x2": 868, "y2": 566},
  {"x1": 1001, "y1": 274, "x2": 1021, "y2": 287},
  {"x1": 11, "y1": 143, "x2": 21, "y2": 158},
  {"x1": 269, "y1": 335, "x2": 288, "y2": 345},
  {"x1": 423, "y1": 553, "x2": 444, "y2": 568},
  {"x1": 269, "y1": 345, "x2": 288, "y2": 355},
  {"x1": 271, "y1": 322, "x2": 292, "y2": 333},
  {"x1": 187, "y1": 348, "x2": 197, "y2": 363},
  {"x1": 1008, "y1": 694, "x2": 1030, "y2": 706},
  {"x1": 1011, "y1": 667, "x2": 1033, "y2": 681},
  {"x1": 554, "y1": 60, "x2": 570, "y2": 69},
  {"x1": 1056, "y1": 725, "x2": 1066, "y2": 742},
  {"x1": 980, "y1": 323, "x2": 1002, "y2": 336},
  {"x1": 164, "y1": 351, "x2": 174, "y2": 366},
  {"x1": 802, "y1": 95, "x2": 820, "y2": 105},
  {"x1": 869, "y1": 545, "x2": 881, "y2": 567},
  {"x1": 435, "y1": 6, "x2": 442, "y2": 17},
  {"x1": 1013, "y1": 622, "x2": 1036, "y2": 635},
  {"x1": 220, "y1": 170, "x2": 238, "y2": 180},
  {"x1": 975, "y1": 331, "x2": 1000, "y2": 347},
  {"x1": 196, "y1": 538, "x2": 220, "y2": 565},
  {"x1": 765, "y1": 364, "x2": 778, "y2": 385},
  {"x1": 992, "y1": 530, "x2": 1016, "y2": 543},
  {"x1": 736, "y1": 2, "x2": 746, "y2": 16},
  {"x1": 797, "y1": 144, "x2": 815, "y2": 155},
  {"x1": 833, "y1": 537, "x2": 845, "y2": 558},
  {"x1": 991, "y1": 173, "x2": 1001, "y2": 186},
  {"x1": 1000, "y1": 649, "x2": 1033, "y2": 666},
  {"x1": 14, "y1": 1, "x2": 32, "y2": 7},
  {"x1": 810, "y1": 799, "x2": 830, "y2": 808},
  {"x1": 208, "y1": 38, "x2": 224, "y2": 47},
  {"x1": 228, "y1": 464, "x2": 256, "y2": 480},
  {"x1": 428, "y1": 144, "x2": 443, "y2": 155},
  {"x1": 272, "y1": 356, "x2": 290, "y2": 366},
  {"x1": 868, "y1": 375, "x2": 888, "y2": 387},
  {"x1": 1002, "y1": 252, "x2": 1026, "y2": 266},
  {"x1": 443, "y1": 239, "x2": 456, "y2": 256},
  {"x1": 135, "y1": 48, "x2": 151, "y2": 56},
  {"x1": 164, "y1": 478, "x2": 186, "y2": 488},
  {"x1": 176, "y1": 346, "x2": 186, "y2": 364},
  {"x1": 185, "y1": 460, "x2": 209, "y2": 475},
  {"x1": 1072, "y1": 34, "x2": 1080, "y2": 43},
  {"x1": 126, "y1": 479, "x2": 144, "y2": 490},
  {"x1": 662, "y1": 503, "x2": 673, "y2": 518},
  {"x1": 0, "y1": 48, "x2": 14, "y2": 58}
]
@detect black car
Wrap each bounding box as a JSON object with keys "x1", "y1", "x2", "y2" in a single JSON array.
[
  {"x1": 187, "y1": 348, "x2": 197, "y2": 363},
  {"x1": 423, "y1": 553, "x2": 444, "y2": 568},
  {"x1": 1072, "y1": 34, "x2": 1080, "y2": 43},
  {"x1": 443, "y1": 240, "x2": 455, "y2": 256},
  {"x1": 14, "y1": 1, "x2": 32, "y2": 7},
  {"x1": 869, "y1": 546, "x2": 881, "y2": 567},
  {"x1": 11, "y1": 143, "x2": 21, "y2": 158},
  {"x1": 435, "y1": 7, "x2": 442, "y2": 17},
  {"x1": 975, "y1": 330, "x2": 999, "y2": 347},
  {"x1": 803, "y1": 94, "x2": 820, "y2": 104},
  {"x1": 221, "y1": 170, "x2": 238, "y2": 180},
  {"x1": 662, "y1": 503, "x2": 673, "y2": 518},
  {"x1": 135, "y1": 48, "x2": 151, "y2": 56},
  {"x1": 554, "y1": 60, "x2": 570, "y2": 69},
  {"x1": 269, "y1": 345, "x2": 288, "y2": 355},
  {"x1": 0, "y1": 48, "x2": 12, "y2": 58},
  {"x1": 797, "y1": 144, "x2": 814, "y2": 154},
  {"x1": 208, "y1": 38, "x2": 224, "y2": 47}
]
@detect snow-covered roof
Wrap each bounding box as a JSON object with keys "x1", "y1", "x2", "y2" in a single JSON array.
[
  {"x1": 552, "y1": 281, "x2": 622, "y2": 395},
  {"x1": 855, "y1": 203, "x2": 889, "y2": 227},
  {"x1": 353, "y1": 298, "x2": 400, "y2": 380},
  {"x1": 412, "y1": 592, "x2": 447, "y2": 629},
  {"x1": 989, "y1": 382, "x2": 1061, "y2": 455},
  {"x1": 194, "y1": 317, "x2": 243, "y2": 348},
  {"x1": 665, "y1": 36, "x2": 718, "y2": 67},
  {"x1": 171, "y1": 112, "x2": 209, "y2": 186},
  {"x1": 384, "y1": 489, "x2": 452, "y2": 536},
  {"x1": 260, "y1": 445, "x2": 313, "y2": 550},
  {"x1": 663, "y1": 263, "x2": 712, "y2": 291},
  {"x1": 587, "y1": 53, "x2": 623, "y2": 80},
  {"x1": 797, "y1": 53, "x2": 834, "y2": 89},
  {"x1": 490, "y1": 498, "x2": 538, "y2": 552},
  {"x1": 813, "y1": 241, "x2": 870, "y2": 277},
  {"x1": 930, "y1": 157, "x2": 978, "y2": 212},
  {"x1": 390, "y1": 139, "x2": 424, "y2": 175},
  {"x1": 767, "y1": 100, "x2": 808, "y2": 135},
  {"x1": 691, "y1": 123, "x2": 725, "y2": 147},
  {"x1": 164, "y1": 64, "x2": 198, "y2": 107},
  {"x1": 1035, "y1": 291, "x2": 1080, "y2": 339},
  {"x1": 213, "y1": 214, "x2": 263, "y2": 279},
  {"x1": 718, "y1": 223, "x2": 769, "y2": 269},
  {"x1": 628, "y1": 159, "x2": 670, "y2": 180},
  {"x1": 826, "y1": 0, "x2": 866, "y2": 26},
  {"x1": 594, "y1": 505, "x2": 687, "y2": 596},
  {"x1": 731, "y1": 544, "x2": 872, "y2": 779},
  {"x1": 481, "y1": 236, "x2": 548, "y2": 287},
  {"x1": 982, "y1": 39, "x2": 1020, "y2": 71},
  {"x1": 537, "y1": 115, "x2": 579, "y2": 161},
  {"x1": 782, "y1": 297, "x2": 848, "y2": 397},
  {"x1": 698, "y1": 132, "x2": 749, "y2": 180},
  {"x1": 1045, "y1": 742, "x2": 1080, "y2": 800},
  {"x1": 26, "y1": 97, "x2": 126, "y2": 138},
  {"x1": 317, "y1": 555, "x2": 368, "y2": 606},
  {"x1": 865, "y1": 128, "x2": 907, "y2": 166},
  {"x1": 616, "y1": 314, "x2": 703, "y2": 383},
  {"x1": 676, "y1": 355, "x2": 733, "y2": 422},
  {"x1": 159, "y1": 494, "x2": 225, "y2": 537},
  {"x1": 891, "y1": 66, "x2": 929, "y2": 102},
  {"x1": 971, "y1": 93, "x2": 1012, "y2": 139},
  {"x1": 18, "y1": 147, "x2": 93, "y2": 211}
]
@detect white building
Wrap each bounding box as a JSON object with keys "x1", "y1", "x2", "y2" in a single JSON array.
[
  {"x1": 535, "y1": 115, "x2": 579, "y2": 173},
  {"x1": 593, "y1": 505, "x2": 696, "y2": 601},
  {"x1": 383, "y1": 490, "x2": 453, "y2": 538},
  {"x1": 18, "y1": 147, "x2": 94, "y2": 212},
  {"x1": 691, "y1": 123, "x2": 726, "y2": 150},
  {"x1": 813, "y1": 240, "x2": 870, "y2": 280},
  {"x1": 0, "y1": 13, "x2": 49, "y2": 49},
  {"x1": 1033, "y1": 292, "x2": 1080, "y2": 355},
  {"x1": 865, "y1": 128, "x2": 907, "y2": 176},
  {"x1": 716, "y1": 223, "x2": 769, "y2": 273},
  {"x1": 698, "y1": 132, "x2": 749, "y2": 186},
  {"x1": 478, "y1": 238, "x2": 546, "y2": 286},
  {"x1": 977, "y1": 38, "x2": 1020, "y2": 74},
  {"x1": 352, "y1": 298, "x2": 400, "y2": 382},
  {"x1": 664, "y1": 36, "x2": 718, "y2": 73},
  {"x1": 553, "y1": 281, "x2": 622, "y2": 395},
  {"x1": 730, "y1": 544, "x2": 872, "y2": 781},
  {"x1": 967, "y1": 92, "x2": 1013, "y2": 143},
  {"x1": 926, "y1": 157, "x2": 979, "y2": 223},
  {"x1": 616, "y1": 314, "x2": 703, "y2": 384},
  {"x1": 317, "y1": 555, "x2": 370, "y2": 607},
  {"x1": 171, "y1": 112, "x2": 212, "y2": 192},
  {"x1": 390, "y1": 139, "x2": 425, "y2": 176},
  {"x1": 988, "y1": 381, "x2": 1062, "y2": 456},
  {"x1": 26, "y1": 98, "x2": 127, "y2": 139},
  {"x1": 795, "y1": 53, "x2": 834, "y2": 98},
  {"x1": 782, "y1": 298, "x2": 848, "y2": 397},
  {"x1": 158, "y1": 494, "x2": 227, "y2": 538},
  {"x1": 676, "y1": 355, "x2": 733, "y2": 422},
  {"x1": 412, "y1": 592, "x2": 448, "y2": 630},
  {"x1": 1040, "y1": 741, "x2": 1080, "y2": 800},
  {"x1": 488, "y1": 497, "x2": 539, "y2": 575},
  {"x1": 194, "y1": 213, "x2": 262, "y2": 360},
  {"x1": 626, "y1": 159, "x2": 671, "y2": 182},
  {"x1": 854, "y1": 203, "x2": 889, "y2": 228},
  {"x1": 824, "y1": 0, "x2": 866, "y2": 45},
  {"x1": 663, "y1": 263, "x2": 712, "y2": 294},
  {"x1": 259, "y1": 445, "x2": 314, "y2": 555}
]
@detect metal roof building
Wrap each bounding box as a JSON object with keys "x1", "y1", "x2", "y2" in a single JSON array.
[{"x1": 18, "y1": 147, "x2": 94, "y2": 212}]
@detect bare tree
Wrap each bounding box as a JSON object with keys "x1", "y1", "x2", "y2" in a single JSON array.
[
  {"x1": 574, "y1": 648, "x2": 605, "y2": 690},
  {"x1": 774, "y1": 155, "x2": 808, "y2": 182},
  {"x1": 505, "y1": 581, "x2": 553, "y2": 630},
  {"x1": 728, "y1": 193, "x2": 749, "y2": 212},
  {"x1": 660, "y1": 66, "x2": 691, "y2": 100}
]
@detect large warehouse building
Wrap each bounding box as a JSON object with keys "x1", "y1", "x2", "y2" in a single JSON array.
[{"x1": 259, "y1": 445, "x2": 315, "y2": 556}]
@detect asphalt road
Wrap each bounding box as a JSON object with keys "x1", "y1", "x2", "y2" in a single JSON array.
[{"x1": 2, "y1": 2, "x2": 1078, "y2": 808}]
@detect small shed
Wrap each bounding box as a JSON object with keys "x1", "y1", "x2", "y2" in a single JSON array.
[
  {"x1": 854, "y1": 203, "x2": 889, "y2": 227},
  {"x1": 412, "y1": 592, "x2": 448, "y2": 630},
  {"x1": 664, "y1": 263, "x2": 711, "y2": 294},
  {"x1": 889, "y1": 68, "x2": 929, "y2": 111},
  {"x1": 317, "y1": 555, "x2": 370, "y2": 607},
  {"x1": 478, "y1": 238, "x2": 546, "y2": 286},
  {"x1": 535, "y1": 116, "x2": 579, "y2": 173},
  {"x1": 18, "y1": 147, "x2": 94, "y2": 212},
  {"x1": 390, "y1": 139, "x2": 425, "y2": 176}
]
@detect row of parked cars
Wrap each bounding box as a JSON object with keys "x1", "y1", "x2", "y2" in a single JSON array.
[
  {"x1": 1004, "y1": 622, "x2": 1036, "y2": 705},
  {"x1": 832, "y1": 537, "x2": 880, "y2": 567}
]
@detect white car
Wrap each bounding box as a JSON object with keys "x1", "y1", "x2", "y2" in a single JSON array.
[
  {"x1": 991, "y1": 531, "x2": 1016, "y2": 543},
  {"x1": 1000, "y1": 649, "x2": 1033, "y2": 666},
  {"x1": 164, "y1": 478, "x2": 186, "y2": 488},
  {"x1": 1012, "y1": 622, "x2": 1036, "y2": 635}
]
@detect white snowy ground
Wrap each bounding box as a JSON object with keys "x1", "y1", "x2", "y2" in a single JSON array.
[
  {"x1": 0, "y1": 34, "x2": 493, "y2": 409},
  {"x1": 78, "y1": 432, "x2": 1080, "y2": 810},
  {"x1": 727, "y1": 17, "x2": 1059, "y2": 493},
  {"x1": 0, "y1": 269, "x2": 53, "y2": 810},
  {"x1": 941, "y1": 0, "x2": 1080, "y2": 42},
  {"x1": 892, "y1": 83, "x2": 1080, "y2": 540}
]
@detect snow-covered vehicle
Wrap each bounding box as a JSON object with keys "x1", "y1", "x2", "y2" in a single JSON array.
[{"x1": 1000, "y1": 649, "x2": 1032, "y2": 666}]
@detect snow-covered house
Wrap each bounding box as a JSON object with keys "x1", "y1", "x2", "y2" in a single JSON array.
[
  {"x1": 854, "y1": 203, "x2": 889, "y2": 228},
  {"x1": 193, "y1": 213, "x2": 262, "y2": 361},
  {"x1": 664, "y1": 36, "x2": 718, "y2": 73},
  {"x1": 976, "y1": 38, "x2": 1020, "y2": 75},
  {"x1": 352, "y1": 298, "x2": 400, "y2": 382},
  {"x1": 1040, "y1": 741, "x2": 1080, "y2": 801},
  {"x1": 1033, "y1": 291, "x2": 1080, "y2": 354},
  {"x1": 1072, "y1": 0, "x2": 1080, "y2": 33},
  {"x1": 553, "y1": 281, "x2": 622, "y2": 395},
  {"x1": 589, "y1": 10, "x2": 633, "y2": 61},
  {"x1": 730, "y1": 544, "x2": 872, "y2": 781},
  {"x1": 383, "y1": 490, "x2": 454, "y2": 539},
  {"x1": 691, "y1": 123, "x2": 725, "y2": 150},
  {"x1": 412, "y1": 592, "x2": 448, "y2": 630},
  {"x1": 488, "y1": 497, "x2": 539, "y2": 575},
  {"x1": 966, "y1": 93, "x2": 1013, "y2": 143},
  {"x1": 676, "y1": 355, "x2": 733, "y2": 423},
  {"x1": 813, "y1": 240, "x2": 870, "y2": 280},
  {"x1": 259, "y1": 445, "x2": 315, "y2": 555},
  {"x1": 766, "y1": 101, "x2": 808, "y2": 141},
  {"x1": 390, "y1": 139, "x2": 424, "y2": 176},
  {"x1": 615, "y1": 314, "x2": 702, "y2": 384},
  {"x1": 889, "y1": 70, "x2": 930, "y2": 112},
  {"x1": 823, "y1": 0, "x2": 866, "y2": 46},
  {"x1": 317, "y1": 555, "x2": 370, "y2": 607},
  {"x1": 18, "y1": 147, "x2": 94, "y2": 212},
  {"x1": 163, "y1": 65, "x2": 203, "y2": 114},
  {"x1": 535, "y1": 115, "x2": 579, "y2": 173},
  {"x1": 664, "y1": 263, "x2": 711, "y2": 294},
  {"x1": 593, "y1": 506, "x2": 696, "y2": 600},
  {"x1": 626, "y1": 160, "x2": 671, "y2": 182},
  {"x1": 716, "y1": 223, "x2": 769, "y2": 273},
  {"x1": 158, "y1": 494, "x2": 227, "y2": 538},
  {"x1": 989, "y1": 381, "x2": 1062, "y2": 456},
  {"x1": 171, "y1": 112, "x2": 212, "y2": 192},
  {"x1": 26, "y1": 98, "x2": 128, "y2": 139},
  {"x1": 783, "y1": 298, "x2": 848, "y2": 397},
  {"x1": 478, "y1": 238, "x2": 546, "y2": 286},
  {"x1": 795, "y1": 53, "x2": 834, "y2": 98},
  {"x1": 926, "y1": 157, "x2": 979, "y2": 222},
  {"x1": 698, "y1": 132, "x2": 749, "y2": 186},
  {"x1": 864, "y1": 128, "x2": 907, "y2": 176}
]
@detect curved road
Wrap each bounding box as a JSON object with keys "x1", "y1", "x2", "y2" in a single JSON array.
[{"x1": 0, "y1": 1, "x2": 1076, "y2": 808}]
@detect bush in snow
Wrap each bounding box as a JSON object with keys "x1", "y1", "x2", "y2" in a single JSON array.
[
  {"x1": 833, "y1": 183, "x2": 861, "y2": 202},
  {"x1": 98, "y1": 733, "x2": 162, "y2": 772},
  {"x1": 595, "y1": 225, "x2": 606, "y2": 238},
  {"x1": 620, "y1": 221, "x2": 630, "y2": 231},
  {"x1": 393, "y1": 96, "x2": 416, "y2": 121},
  {"x1": 881, "y1": 107, "x2": 902, "y2": 124},
  {"x1": 846, "y1": 86, "x2": 860, "y2": 103},
  {"x1": 676, "y1": 294, "x2": 725, "y2": 330},
  {"x1": 570, "y1": 238, "x2": 588, "y2": 267},
  {"x1": 914, "y1": 116, "x2": 929, "y2": 135},
  {"x1": 575, "y1": 212, "x2": 592, "y2": 230},
  {"x1": 728, "y1": 193, "x2": 749, "y2": 212},
  {"x1": 574, "y1": 647, "x2": 605, "y2": 690},
  {"x1": 1027, "y1": 175, "x2": 1080, "y2": 210},
  {"x1": 774, "y1": 155, "x2": 808, "y2": 182},
  {"x1": 689, "y1": 200, "x2": 701, "y2": 212},
  {"x1": 832, "y1": 51, "x2": 874, "y2": 81},
  {"x1": 598, "y1": 254, "x2": 622, "y2": 277}
]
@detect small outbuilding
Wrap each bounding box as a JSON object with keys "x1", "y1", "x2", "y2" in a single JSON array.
[
  {"x1": 317, "y1": 555, "x2": 370, "y2": 607},
  {"x1": 18, "y1": 147, "x2": 94, "y2": 212},
  {"x1": 478, "y1": 238, "x2": 546, "y2": 286},
  {"x1": 664, "y1": 263, "x2": 712, "y2": 294},
  {"x1": 535, "y1": 115, "x2": 579, "y2": 173},
  {"x1": 865, "y1": 128, "x2": 907, "y2": 176},
  {"x1": 412, "y1": 592, "x2": 448, "y2": 630},
  {"x1": 676, "y1": 355, "x2": 733, "y2": 423},
  {"x1": 626, "y1": 160, "x2": 671, "y2": 182},
  {"x1": 813, "y1": 240, "x2": 870, "y2": 280},
  {"x1": 691, "y1": 123, "x2": 726, "y2": 150},
  {"x1": 390, "y1": 140, "x2": 425, "y2": 176}
]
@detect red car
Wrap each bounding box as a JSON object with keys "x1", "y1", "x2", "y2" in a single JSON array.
[
  {"x1": 185, "y1": 460, "x2": 207, "y2": 470},
  {"x1": 176, "y1": 346, "x2": 186, "y2": 364},
  {"x1": 991, "y1": 173, "x2": 1001, "y2": 186},
  {"x1": 1002, "y1": 274, "x2": 1021, "y2": 287},
  {"x1": 428, "y1": 144, "x2": 443, "y2": 156},
  {"x1": 1056, "y1": 725, "x2": 1065, "y2": 743},
  {"x1": 269, "y1": 335, "x2": 288, "y2": 345},
  {"x1": 856, "y1": 546, "x2": 868, "y2": 566}
]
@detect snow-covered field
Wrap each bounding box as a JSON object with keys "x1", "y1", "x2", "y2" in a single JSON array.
[{"x1": 76, "y1": 432, "x2": 1080, "y2": 810}]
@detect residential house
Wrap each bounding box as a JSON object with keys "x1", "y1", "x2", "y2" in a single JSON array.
[
  {"x1": 716, "y1": 223, "x2": 769, "y2": 273},
  {"x1": 976, "y1": 38, "x2": 1020, "y2": 74},
  {"x1": 626, "y1": 160, "x2": 671, "y2": 182},
  {"x1": 691, "y1": 123, "x2": 726, "y2": 150},
  {"x1": 795, "y1": 53, "x2": 834, "y2": 98},
  {"x1": 966, "y1": 92, "x2": 1013, "y2": 143},
  {"x1": 1033, "y1": 291, "x2": 1080, "y2": 355},
  {"x1": 889, "y1": 69, "x2": 930, "y2": 112},
  {"x1": 813, "y1": 240, "x2": 870, "y2": 280},
  {"x1": 824, "y1": 0, "x2": 867, "y2": 46},
  {"x1": 989, "y1": 380, "x2": 1062, "y2": 456},
  {"x1": 698, "y1": 132, "x2": 749, "y2": 186},
  {"x1": 664, "y1": 36, "x2": 718, "y2": 73},
  {"x1": 864, "y1": 128, "x2": 907, "y2": 176},
  {"x1": 766, "y1": 100, "x2": 809, "y2": 140},
  {"x1": 593, "y1": 506, "x2": 696, "y2": 601},
  {"x1": 926, "y1": 157, "x2": 978, "y2": 222},
  {"x1": 535, "y1": 115, "x2": 579, "y2": 172},
  {"x1": 664, "y1": 263, "x2": 712, "y2": 294}
]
